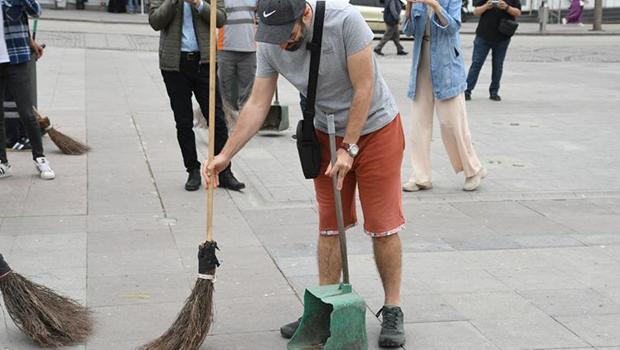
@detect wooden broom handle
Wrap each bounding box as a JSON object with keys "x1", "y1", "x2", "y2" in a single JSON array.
[{"x1": 207, "y1": 0, "x2": 217, "y2": 242}]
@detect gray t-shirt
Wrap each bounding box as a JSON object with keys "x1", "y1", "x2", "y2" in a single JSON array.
[{"x1": 256, "y1": 0, "x2": 399, "y2": 136}]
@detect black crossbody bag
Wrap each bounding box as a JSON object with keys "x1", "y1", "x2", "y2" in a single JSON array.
[
  {"x1": 296, "y1": 1, "x2": 325, "y2": 179},
  {"x1": 498, "y1": 18, "x2": 519, "y2": 37}
]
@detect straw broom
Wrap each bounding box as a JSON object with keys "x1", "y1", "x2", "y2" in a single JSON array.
[
  {"x1": 0, "y1": 253, "x2": 93, "y2": 347},
  {"x1": 33, "y1": 107, "x2": 90, "y2": 155},
  {"x1": 139, "y1": 3, "x2": 220, "y2": 349}
]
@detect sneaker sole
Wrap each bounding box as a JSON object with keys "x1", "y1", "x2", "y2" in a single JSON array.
[
  {"x1": 463, "y1": 169, "x2": 487, "y2": 191},
  {"x1": 379, "y1": 337, "x2": 406, "y2": 348},
  {"x1": 403, "y1": 184, "x2": 432, "y2": 192},
  {"x1": 402, "y1": 185, "x2": 420, "y2": 192}
]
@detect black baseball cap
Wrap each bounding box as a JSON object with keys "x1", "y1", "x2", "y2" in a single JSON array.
[{"x1": 255, "y1": 0, "x2": 306, "y2": 45}]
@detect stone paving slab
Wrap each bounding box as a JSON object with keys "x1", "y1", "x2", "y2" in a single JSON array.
[
  {"x1": 405, "y1": 321, "x2": 501, "y2": 349},
  {"x1": 471, "y1": 316, "x2": 591, "y2": 349}
]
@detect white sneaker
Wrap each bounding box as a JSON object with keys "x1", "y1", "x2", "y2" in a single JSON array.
[
  {"x1": 463, "y1": 168, "x2": 487, "y2": 191},
  {"x1": 34, "y1": 157, "x2": 55, "y2": 180},
  {"x1": 402, "y1": 180, "x2": 432, "y2": 192},
  {"x1": 0, "y1": 162, "x2": 11, "y2": 178},
  {"x1": 562, "y1": 17, "x2": 567, "y2": 25}
]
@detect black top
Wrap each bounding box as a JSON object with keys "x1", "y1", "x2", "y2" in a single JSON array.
[{"x1": 474, "y1": 0, "x2": 521, "y2": 42}]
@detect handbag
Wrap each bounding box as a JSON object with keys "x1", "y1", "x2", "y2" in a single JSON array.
[
  {"x1": 402, "y1": 15, "x2": 414, "y2": 37},
  {"x1": 296, "y1": 1, "x2": 325, "y2": 179},
  {"x1": 498, "y1": 18, "x2": 519, "y2": 37}
]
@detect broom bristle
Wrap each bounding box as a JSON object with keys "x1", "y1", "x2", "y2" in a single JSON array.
[
  {"x1": 36, "y1": 114, "x2": 90, "y2": 155},
  {"x1": 47, "y1": 128, "x2": 90, "y2": 155},
  {"x1": 0, "y1": 272, "x2": 93, "y2": 347},
  {"x1": 139, "y1": 279, "x2": 214, "y2": 350}
]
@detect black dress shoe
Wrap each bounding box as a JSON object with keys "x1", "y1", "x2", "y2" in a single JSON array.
[
  {"x1": 219, "y1": 171, "x2": 245, "y2": 191},
  {"x1": 489, "y1": 95, "x2": 502, "y2": 101},
  {"x1": 465, "y1": 92, "x2": 471, "y2": 101},
  {"x1": 396, "y1": 50, "x2": 408, "y2": 56},
  {"x1": 185, "y1": 169, "x2": 201, "y2": 191},
  {"x1": 373, "y1": 47, "x2": 384, "y2": 56}
]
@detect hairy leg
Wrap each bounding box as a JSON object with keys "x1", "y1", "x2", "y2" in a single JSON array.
[{"x1": 373, "y1": 234, "x2": 402, "y2": 305}]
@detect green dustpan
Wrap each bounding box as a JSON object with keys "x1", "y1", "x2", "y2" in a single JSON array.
[{"x1": 288, "y1": 115, "x2": 368, "y2": 350}]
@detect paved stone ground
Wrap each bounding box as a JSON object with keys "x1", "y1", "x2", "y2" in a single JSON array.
[{"x1": 1, "y1": 18, "x2": 620, "y2": 350}]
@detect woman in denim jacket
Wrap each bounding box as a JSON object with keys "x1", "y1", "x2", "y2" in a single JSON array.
[{"x1": 401, "y1": 0, "x2": 487, "y2": 192}]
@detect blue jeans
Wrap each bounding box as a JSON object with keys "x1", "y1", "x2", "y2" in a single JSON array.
[
  {"x1": 126, "y1": 0, "x2": 138, "y2": 12},
  {"x1": 465, "y1": 35, "x2": 511, "y2": 96}
]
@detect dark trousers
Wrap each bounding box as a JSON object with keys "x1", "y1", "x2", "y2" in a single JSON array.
[
  {"x1": 161, "y1": 55, "x2": 230, "y2": 173},
  {"x1": 466, "y1": 35, "x2": 511, "y2": 96},
  {"x1": 0, "y1": 62, "x2": 45, "y2": 163},
  {"x1": 376, "y1": 23, "x2": 404, "y2": 52}
]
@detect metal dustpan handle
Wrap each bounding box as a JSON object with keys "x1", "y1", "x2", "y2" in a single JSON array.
[
  {"x1": 326, "y1": 114, "x2": 350, "y2": 286},
  {"x1": 274, "y1": 87, "x2": 280, "y2": 105}
]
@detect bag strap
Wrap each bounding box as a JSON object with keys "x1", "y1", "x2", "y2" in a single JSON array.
[{"x1": 302, "y1": 0, "x2": 325, "y2": 124}]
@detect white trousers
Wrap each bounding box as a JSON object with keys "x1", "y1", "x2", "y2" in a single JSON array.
[{"x1": 408, "y1": 39, "x2": 482, "y2": 184}]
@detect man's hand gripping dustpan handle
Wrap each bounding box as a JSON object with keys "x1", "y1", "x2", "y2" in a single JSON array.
[{"x1": 327, "y1": 114, "x2": 350, "y2": 285}]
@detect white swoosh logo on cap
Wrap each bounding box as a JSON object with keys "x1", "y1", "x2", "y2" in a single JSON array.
[{"x1": 263, "y1": 10, "x2": 277, "y2": 17}]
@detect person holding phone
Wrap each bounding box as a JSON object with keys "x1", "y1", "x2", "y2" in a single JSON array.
[
  {"x1": 464, "y1": 0, "x2": 521, "y2": 101},
  {"x1": 401, "y1": 0, "x2": 487, "y2": 192},
  {"x1": 149, "y1": 0, "x2": 246, "y2": 191}
]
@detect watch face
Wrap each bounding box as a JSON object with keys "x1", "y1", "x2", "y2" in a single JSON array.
[{"x1": 349, "y1": 144, "x2": 359, "y2": 157}]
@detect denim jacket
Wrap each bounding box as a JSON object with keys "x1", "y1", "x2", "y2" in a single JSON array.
[{"x1": 404, "y1": 0, "x2": 466, "y2": 101}]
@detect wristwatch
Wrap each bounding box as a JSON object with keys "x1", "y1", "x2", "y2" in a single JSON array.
[{"x1": 340, "y1": 143, "x2": 360, "y2": 158}]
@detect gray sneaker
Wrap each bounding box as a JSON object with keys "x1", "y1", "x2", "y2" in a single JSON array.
[
  {"x1": 377, "y1": 306, "x2": 405, "y2": 348},
  {"x1": 280, "y1": 317, "x2": 301, "y2": 339}
]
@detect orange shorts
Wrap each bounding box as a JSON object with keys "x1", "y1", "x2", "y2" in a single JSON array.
[{"x1": 314, "y1": 115, "x2": 406, "y2": 237}]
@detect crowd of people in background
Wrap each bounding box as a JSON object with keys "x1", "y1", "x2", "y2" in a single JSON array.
[{"x1": 1, "y1": 0, "x2": 525, "y2": 191}]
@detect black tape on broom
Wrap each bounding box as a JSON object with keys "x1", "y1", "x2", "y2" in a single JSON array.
[{"x1": 198, "y1": 242, "x2": 220, "y2": 274}]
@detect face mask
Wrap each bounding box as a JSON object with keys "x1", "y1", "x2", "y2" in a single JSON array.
[{"x1": 284, "y1": 23, "x2": 308, "y2": 52}]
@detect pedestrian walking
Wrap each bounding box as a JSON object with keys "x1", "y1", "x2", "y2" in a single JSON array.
[
  {"x1": 464, "y1": 0, "x2": 521, "y2": 101},
  {"x1": 217, "y1": 0, "x2": 257, "y2": 120},
  {"x1": 149, "y1": 0, "x2": 245, "y2": 191},
  {"x1": 374, "y1": 0, "x2": 408, "y2": 56},
  {"x1": 401, "y1": 0, "x2": 486, "y2": 192},
  {"x1": 0, "y1": 0, "x2": 54, "y2": 180},
  {"x1": 204, "y1": 0, "x2": 407, "y2": 346},
  {"x1": 126, "y1": 0, "x2": 138, "y2": 12},
  {"x1": 562, "y1": 0, "x2": 584, "y2": 25}
]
